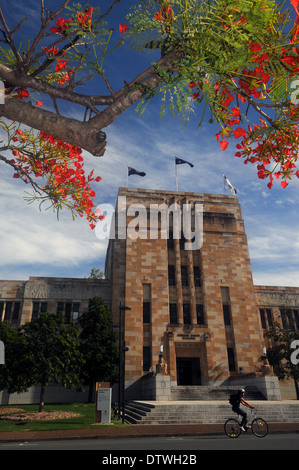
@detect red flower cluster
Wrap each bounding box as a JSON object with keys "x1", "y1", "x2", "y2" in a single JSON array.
[
  {"x1": 39, "y1": 132, "x2": 103, "y2": 228},
  {"x1": 209, "y1": 3, "x2": 299, "y2": 189},
  {"x1": 49, "y1": 17, "x2": 74, "y2": 35},
  {"x1": 49, "y1": 7, "x2": 93, "y2": 34},
  {"x1": 153, "y1": 3, "x2": 176, "y2": 34},
  {"x1": 10, "y1": 129, "x2": 103, "y2": 229},
  {"x1": 42, "y1": 46, "x2": 74, "y2": 86},
  {"x1": 77, "y1": 7, "x2": 93, "y2": 30}
]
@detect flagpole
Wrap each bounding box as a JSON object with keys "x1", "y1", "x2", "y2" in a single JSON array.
[
  {"x1": 126, "y1": 166, "x2": 128, "y2": 187},
  {"x1": 175, "y1": 156, "x2": 178, "y2": 191}
]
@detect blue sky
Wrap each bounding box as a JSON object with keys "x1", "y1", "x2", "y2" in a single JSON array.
[{"x1": 0, "y1": 0, "x2": 299, "y2": 286}]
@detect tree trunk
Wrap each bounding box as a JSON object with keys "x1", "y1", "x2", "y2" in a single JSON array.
[{"x1": 39, "y1": 383, "x2": 45, "y2": 412}]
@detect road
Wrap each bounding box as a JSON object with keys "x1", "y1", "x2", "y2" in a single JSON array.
[{"x1": 1, "y1": 433, "x2": 299, "y2": 452}]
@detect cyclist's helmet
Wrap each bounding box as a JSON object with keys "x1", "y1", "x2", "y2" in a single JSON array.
[{"x1": 237, "y1": 388, "x2": 245, "y2": 395}]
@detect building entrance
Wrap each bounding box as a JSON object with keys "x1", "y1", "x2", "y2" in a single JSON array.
[{"x1": 176, "y1": 357, "x2": 201, "y2": 385}]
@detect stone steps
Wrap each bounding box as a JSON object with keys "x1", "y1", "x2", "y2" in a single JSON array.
[
  {"x1": 170, "y1": 385, "x2": 265, "y2": 401},
  {"x1": 125, "y1": 401, "x2": 299, "y2": 425}
]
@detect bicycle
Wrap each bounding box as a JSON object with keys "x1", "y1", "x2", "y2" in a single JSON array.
[{"x1": 224, "y1": 409, "x2": 268, "y2": 438}]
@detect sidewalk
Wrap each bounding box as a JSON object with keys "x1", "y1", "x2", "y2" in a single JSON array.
[{"x1": 0, "y1": 422, "x2": 298, "y2": 442}]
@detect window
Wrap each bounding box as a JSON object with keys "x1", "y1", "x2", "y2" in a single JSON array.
[
  {"x1": 221, "y1": 287, "x2": 231, "y2": 326},
  {"x1": 194, "y1": 267, "x2": 201, "y2": 287},
  {"x1": 143, "y1": 346, "x2": 151, "y2": 372},
  {"x1": 196, "y1": 304, "x2": 205, "y2": 325},
  {"x1": 11, "y1": 302, "x2": 20, "y2": 324},
  {"x1": 266, "y1": 309, "x2": 273, "y2": 329},
  {"x1": 0, "y1": 302, "x2": 4, "y2": 321},
  {"x1": 143, "y1": 284, "x2": 151, "y2": 323},
  {"x1": 181, "y1": 266, "x2": 188, "y2": 286},
  {"x1": 65, "y1": 303, "x2": 72, "y2": 322},
  {"x1": 259, "y1": 309, "x2": 266, "y2": 329},
  {"x1": 169, "y1": 304, "x2": 177, "y2": 324},
  {"x1": 280, "y1": 309, "x2": 288, "y2": 329},
  {"x1": 223, "y1": 304, "x2": 231, "y2": 326},
  {"x1": 259, "y1": 308, "x2": 273, "y2": 330},
  {"x1": 73, "y1": 303, "x2": 80, "y2": 322},
  {"x1": 167, "y1": 231, "x2": 174, "y2": 249},
  {"x1": 32, "y1": 302, "x2": 48, "y2": 321},
  {"x1": 183, "y1": 304, "x2": 191, "y2": 325},
  {"x1": 57, "y1": 302, "x2": 64, "y2": 313},
  {"x1": 143, "y1": 302, "x2": 151, "y2": 323},
  {"x1": 168, "y1": 265, "x2": 175, "y2": 286},
  {"x1": 3, "y1": 301, "x2": 21, "y2": 324},
  {"x1": 280, "y1": 308, "x2": 299, "y2": 330},
  {"x1": 56, "y1": 302, "x2": 81, "y2": 322},
  {"x1": 179, "y1": 234, "x2": 186, "y2": 250},
  {"x1": 4, "y1": 302, "x2": 12, "y2": 322},
  {"x1": 227, "y1": 347, "x2": 236, "y2": 372}
]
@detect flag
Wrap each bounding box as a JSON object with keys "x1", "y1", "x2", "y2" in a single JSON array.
[
  {"x1": 128, "y1": 167, "x2": 146, "y2": 177},
  {"x1": 175, "y1": 156, "x2": 194, "y2": 168},
  {"x1": 224, "y1": 174, "x2": 237, "y2": 195}
]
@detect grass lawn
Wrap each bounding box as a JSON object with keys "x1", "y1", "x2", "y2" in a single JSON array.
[{"x1": 0, "y1": 403, "x2": 127, "y2": 432}]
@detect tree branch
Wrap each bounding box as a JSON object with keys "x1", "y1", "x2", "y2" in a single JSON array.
[
  {"x1": 0, "y1": 63, "x2": 113, "y2": 107},
  {"x1": 0, "y1": 96, "x2": 107, "y2": 156},
  {"x1": 0, "y1": 152, "x2": 44, "y2": 194}
]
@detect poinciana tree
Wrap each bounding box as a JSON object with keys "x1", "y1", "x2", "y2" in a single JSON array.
[{"x1": 0, "y1": 0, "x2": 299, "y2": 228}]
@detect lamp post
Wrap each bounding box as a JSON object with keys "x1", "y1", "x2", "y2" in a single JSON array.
[{"x1": 118, "y1": 302, "x2": 131, "y2": 421}]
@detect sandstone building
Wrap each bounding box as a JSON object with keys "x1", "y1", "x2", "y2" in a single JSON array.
[{"x1": 1, "y1": 187, "x2": 299, "y2": 402}]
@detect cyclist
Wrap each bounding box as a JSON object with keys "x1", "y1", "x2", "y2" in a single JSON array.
[{"x1": 230, "y1": 389, "x2": 255, "y2": 431}]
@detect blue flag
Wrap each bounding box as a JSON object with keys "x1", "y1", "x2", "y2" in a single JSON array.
[
  {"x1": 128, "y1": 167, "x2": 146, "y2": 177},
  {"x1": 175, "y1": 156, "x2": 194, "y2": 168}
]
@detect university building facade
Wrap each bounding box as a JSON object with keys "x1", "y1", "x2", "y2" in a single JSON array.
[{"x1": 1, "y1": 187, "x2": 299, "y2": 402}]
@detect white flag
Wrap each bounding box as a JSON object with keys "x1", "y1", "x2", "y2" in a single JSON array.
[{"x1": 224, "y1": 174, "x2": 237, "y2": 195}]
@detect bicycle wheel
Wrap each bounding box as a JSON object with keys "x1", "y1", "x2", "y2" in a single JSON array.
[
  {"x1": 251, "y1": 418, "x2": 268, "y2": 437},
  {"x1": 224, "y1": 418, "x2": 241, "y2": 438}
]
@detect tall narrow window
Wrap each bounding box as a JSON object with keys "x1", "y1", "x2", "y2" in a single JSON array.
[
  {"x1": 183, "y1": 304, "x2": 191, "y2": 324},
  {"x1": 280, "y1": 309, "x2": 288, "y2": 329},
  {"x1": 227, "y1": 347, "x2": 236, "y2": 372},
  {"x1": 0, "y1": 302, "x2": 4, "y2": 321},
  {"x1": 194, "y1": 266, "x2": 201, "y2": 287},
  {"x1": 73, "y1": 303, "x2": 80, "y2": 322},
  {"x1": 196, "y1": 304, "x2": 205, "y2": 325},
  {"x1": 169, "y1": 304, "x2": 177, "y2": 324},
  {"x1": 4, "y1": 302, "x2": 12, "y2": 322},
  {"x1": 259, "y1": 309, "x2": 267, "y2": 329},
  {"x1": 221, "y1": 287, "x2": 231, "y2": 326},
  {"x1": 143, "y1": 284, "x2": 151, "y2": 323},
  {"x1": 143, "y1": 346, "x2": 151, "y2": 372},
  {"x1": 266, "y1": 309, "x2": 273, "y2": 329},
  {"x1": 65, "y1": 303, "x2": 72, "y2": 322},
  {"x1": 143, "y1": 302, "x2": 151, "y2": 323},
  {"x1": 181, "y1": 266, "x2": 188, "y2": 286},
  {"x1": 167, "y1": 231, "x2": 174, "y2": 249},
  {"x1": 223, "y1": 304, "x2": 231, "y2": 326},
  {"x1": 11, "y1": 302, "x2": 20, "y2": 324},
  {"x1": 168, "y1": 265, "x2": 175, "y2": 286}
]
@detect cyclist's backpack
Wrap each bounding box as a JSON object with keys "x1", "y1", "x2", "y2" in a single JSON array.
[{"x1": 228, "y1": 393, "x2": 238, "y2": 406}]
